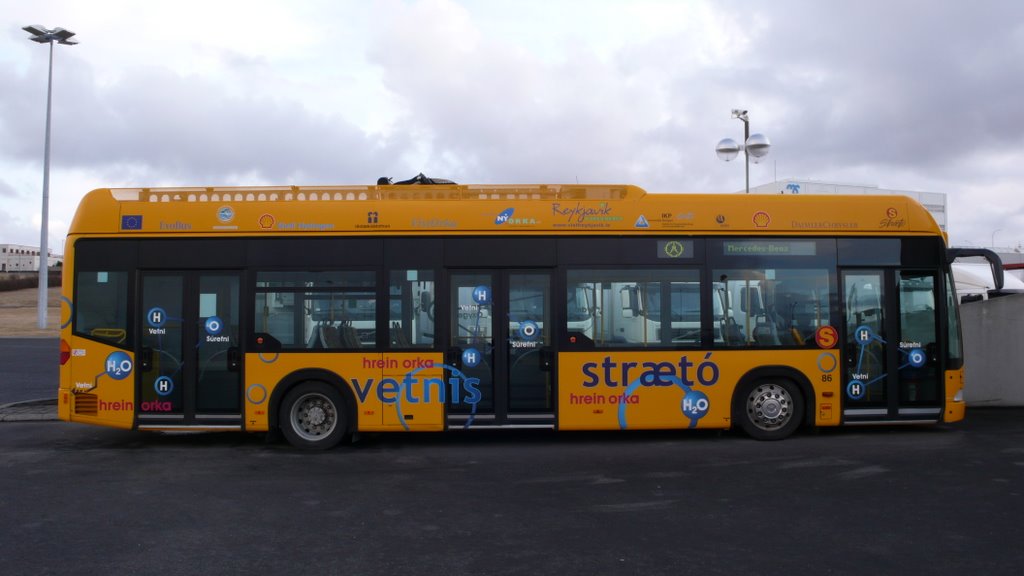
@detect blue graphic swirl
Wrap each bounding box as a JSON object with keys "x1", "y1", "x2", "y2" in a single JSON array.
[
  {"x1": 617, "y1": 373, "x2": 706, "y2": 430},
  {"x1": 394, "y1": 363, "x2": 479, "y2": 431}
]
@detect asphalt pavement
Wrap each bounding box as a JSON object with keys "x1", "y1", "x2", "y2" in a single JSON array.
[
  {"x1": 0, "y1": 337, "x2": 57, "y2": 402},
  {"x1": 0, "y1": 397, "x2": 55, "y2": 421},
  {"x1": 0, "y1": 337, "x2": 57, "y2": 421},
  {"x1": 3, "y1": 338, "x2": 1023, "y2": 575},
  {"x1": 3, "y1": 409, "x2": 1024, "y2": 576}
]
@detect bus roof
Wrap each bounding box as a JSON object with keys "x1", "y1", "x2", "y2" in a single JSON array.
[{"x1": 67, "y1": 183, "x2": 942, "y2": 237}]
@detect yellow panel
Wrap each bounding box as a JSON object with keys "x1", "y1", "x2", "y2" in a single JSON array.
[
  {"x1": 68, "y1": 186, "x2": 942, "y2": 237},
  {"x1": 557, "y1": 349, "x2": 840, "y2": 431},
  {"x1": 243, "y1": 351, "x2": 446, "y2": 433},
  {"x1": 244, "y1": 352, "x2": 380, "y2": 432},
  {"x1": 380, "y1": 353, "x2": 445, "y2": 431},
  {"x1": 944, "y1": 368, "x2": 965, "y2": 422},
  {"x1": 63, "y1": 336, "x2": 135, "y2": 430}
]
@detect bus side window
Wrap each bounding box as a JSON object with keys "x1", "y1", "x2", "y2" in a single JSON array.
[
  {"x1": 75, "y1": 270, "x2": 130, "y2": 346},
  {"x1": 389, "y1": 270, "x2": 435, "y2": 349},
  {"x1": 716, "y1": 268, "x2": 832, "y2": 348}
]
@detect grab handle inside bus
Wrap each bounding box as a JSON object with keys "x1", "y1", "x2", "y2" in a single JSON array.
[
  {"x1": 140, "y1": 347, "x2": 153, "y2": 371},
  {"x1": 539, "y1": 347, "x2": 554, "y2": 372},
  {"x1": 446, "y1": 347, "x2": 463, "y2": 369},
  {"x1": 227, "y1": 347, "x2": 240, "y2": 372}
]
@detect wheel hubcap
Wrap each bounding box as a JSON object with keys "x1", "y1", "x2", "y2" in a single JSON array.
[
  {"x1": 747, "y1": 383, "x2": 792, "y2": 431},
  {"x1": 761, "y1": 398, "x2": 783, "y2": 419},
  {"x1": 291, "y1": 393, "x2": 337, "y2": 441},
  {"x1": 307, "y1": 406, "x2": 326, "y2": 426}
]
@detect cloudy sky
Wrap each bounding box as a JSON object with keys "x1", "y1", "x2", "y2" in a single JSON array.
[{"x1": 2, "y1": 0, "x2": 1023, "y2": 251}]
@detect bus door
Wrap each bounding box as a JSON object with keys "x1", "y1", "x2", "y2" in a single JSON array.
[
  {"x1": 447, "y1": 270, "x2": 554, "y2": 428},
  {"x1": 137, "y1": 271, "x2": 243, "y2": 428},
  {"x1": 841, "y1": 269, "x2": 942, "y2": 422}
]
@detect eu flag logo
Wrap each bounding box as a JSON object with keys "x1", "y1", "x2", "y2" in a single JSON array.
[{"x1": 121, "y1": 215, "x2": 143, "y2": 230}]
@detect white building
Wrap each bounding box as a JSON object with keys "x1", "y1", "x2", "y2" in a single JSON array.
[{"x1": 0, "y1": 244, "x2": 62, "y2": 272}]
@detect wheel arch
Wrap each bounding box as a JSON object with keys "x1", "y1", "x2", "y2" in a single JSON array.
[
  {"x1": 268, "y1": 368, "x2": 358, "y2": 434},
  {"x1": 731, "y1": 365, "x2": 815, "y2": 431}
]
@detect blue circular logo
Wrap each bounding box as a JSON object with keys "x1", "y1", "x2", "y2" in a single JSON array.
[
  {"x1": 218, "y1": 206, "x2": 234, "y2": 222},
  {"x1": 907, "y1": 348, "x2": 926, "y2": 368},
  {"x1": 854, "y1": 325, "x2": 875, "y2": 344},
  {"x1": 105, "y1": 351, "x2": 133, "y2": 380},
  {"x1": 462, "y1": 348, "x2": 482, "y2": 367},
  {"x1": 472, "y1": 286, "x2": 491, "y2": 305},
  {"x1": 154, "y1": 376, "x2": 174, "y2": 396},
  {"x1": 518, "y1": 321, "x2": 540, "y2": 341},
  {"x1": 847, "y1": 380, "x2": 867, "y2": 400},
  {"x1": 680, "y1": 390, "x2": 710, "y2": 419},
  {"x1": 205, "y1": 316, "x2": 223, "y2": 335},
  {"x1": 147, "y1": 307, "x2": 168, "y2": 328}
]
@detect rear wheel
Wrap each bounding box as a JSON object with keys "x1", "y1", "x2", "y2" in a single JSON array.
[
  {"x1": 736, "y1": 379, "x2": 803, "y2": 440},
  {"x1": 279, "y1": 382, "x2": 348, "y2": 449}
]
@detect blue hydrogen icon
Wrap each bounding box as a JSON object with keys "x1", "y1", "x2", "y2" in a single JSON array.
[
  {"x1": 472, "y1": 286, "x2": 491, "y2": 305},
  {"x1": 847, "y1": 380, "x2": 867, "y2": 400},
  {"x1": 217, "y1": 206, "x2": 234, "y2": 222},
  {"x1": 518, "y1": 321, "x2": 540, "y2": 341},
  {"x1": 907, "y1": 348, "x2": 926, "y2": 368},
  {"x1": 154, "y1": 376, "x2": 174, "y2": 397},
  {"x1": 205, "y1": 316, "x2": 223, "y2": 335},
  {"x1": 105, "y1": 351, "x2": 133, "y2": 380},
  {"x1": 147, "y1": 307, "x2": 168, "y2": 328},
  {"x1": 853, "y1": 325, "x2": 875, "y2": 344},
  {"x1": 681, "y1": 390, "x2": 710, "y2": 419},
  {"x1": 462, "y1": 348, "x2": 482, "y2": 368}
]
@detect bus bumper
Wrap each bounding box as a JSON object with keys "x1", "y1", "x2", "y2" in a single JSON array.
[
  {"x1": 58, "y1": 389, "x2": 72, "y2": 422},
  {"x1": 945, "y1": 368, "x2": 966, "y2": 423}
]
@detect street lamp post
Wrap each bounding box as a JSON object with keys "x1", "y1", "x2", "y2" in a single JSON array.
[
  {"x1": 23, "y1": 25, "x2": 77, "y2": 329},
  {"x1": 991, "y1": 229, "x2": 1002, "y2": 249},
  {"x1": 716, "y1": 109, "x2": 771, "y2": 193}
]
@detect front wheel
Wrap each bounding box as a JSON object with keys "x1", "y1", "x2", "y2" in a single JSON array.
[
  {"x1": 279, "y1": 382, "x2": 348, "y2": 449},
  {"x1": 735, "y1": 379, "x2": 803, "y2": 440}
]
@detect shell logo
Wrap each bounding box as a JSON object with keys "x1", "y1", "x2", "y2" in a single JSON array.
[
  {"x1": 259, "y1": 214, "x2": 275, "y2": 229},
  {"x1": 752, "y1": 211, "x2": 771, "y2": 228}
]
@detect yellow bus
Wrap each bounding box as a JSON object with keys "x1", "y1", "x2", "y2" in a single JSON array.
[{"x1": 57, "y1": 181, "x2": 986, "y2": 448}]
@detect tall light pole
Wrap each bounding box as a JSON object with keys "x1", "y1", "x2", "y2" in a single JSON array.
[
  {"x1": 991, "y1": 229, "x2": 1002, "y2": 249},
  {"x1": 716, "y1": 109, "x2": 771, "y2": 193},
  {"x1": 23, "y1": 25, "x2": 77, "y2": 329}
]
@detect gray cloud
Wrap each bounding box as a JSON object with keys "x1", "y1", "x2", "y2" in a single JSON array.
[
  {"x1": 737, "y1": 1, "x2": 1024, "y2": 177},
  {"x1": 0, "y1": 179, "x2": 17, "y2": 198},
  {"x1": 358, "y1": 0, "x2": 1024, "y2": 194},
  {"x1": 2, "y1": 0, "x2": 1022, "y2": 247},
  {"x1": 1, "y1": 57, "x2": 413, "y2": 187}
]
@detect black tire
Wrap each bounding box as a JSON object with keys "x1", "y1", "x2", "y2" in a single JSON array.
[
  {"x1": 279, "y1": 382, "x2": 348, "y2": 450},
  {"x1": 735, "y1": 378, "x2": 803, "y2": 440}
]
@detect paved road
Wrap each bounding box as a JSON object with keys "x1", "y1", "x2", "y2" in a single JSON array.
[
  {"x1": 0, "y1": 337, "x2": 57, "y2": 404},
  {"x1": 1, "y1": 410, "x2": 1022, "y2": 575}
]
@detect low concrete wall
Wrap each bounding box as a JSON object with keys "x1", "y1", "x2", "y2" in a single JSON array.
[
  {"x1": 0, "y1": 271, "x2": 61, "y2": 292},
  {"x1": 961, "y1": 293, "x2": 1024, "y2": 406}
]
